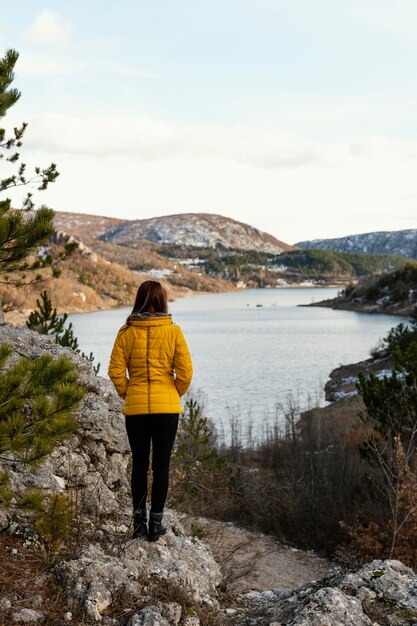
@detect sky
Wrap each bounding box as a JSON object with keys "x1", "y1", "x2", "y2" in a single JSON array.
[{"x1": 1, "y1": 0, "x2": 417, "y2": 244}]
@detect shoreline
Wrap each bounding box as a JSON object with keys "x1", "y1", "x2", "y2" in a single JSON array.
[
  {"x1": 4, "y1": 284, "x2": 341, "y2": 327},
  {"x1": 303, "y1": 298, "x2": 411, "y2": 318}
]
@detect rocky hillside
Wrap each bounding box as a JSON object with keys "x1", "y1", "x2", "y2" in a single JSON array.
[
  {"x1": 308, "y1": 262, "x2": 417, "y2": 317},
  {"x1": 51, "y1": 211, "x2": 124, "y2": 243},
  {"x1": 297, "y1": 229, "x2": 417, "y2": 260},
  {"x1": 1, "y1": 220, "x2": 235, "y2": 323},
  {"x1": 0, "y1": 239, "x2": 184, "y2": 324},
  {"x1": 1, "y1": 318, "x2": 416, "y2": 626},
  {"x1": 99, "y1": 212, "x2": 293, "y2": 254}
]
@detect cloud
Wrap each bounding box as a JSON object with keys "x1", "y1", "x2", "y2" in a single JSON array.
[
  {"x1": 25, "y1": 10, "x2": 72, "y2": 47},
  {"x1": 21, "y1": 113, "x2": 321, "y2": 166},
  {"x1": 20, "y1": 112, "x2": 417, "y2": 171}
]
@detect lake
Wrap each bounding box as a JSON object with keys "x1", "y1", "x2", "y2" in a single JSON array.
[{"x1": 68, "y1": 288, "x2": 400, "y2": 440}]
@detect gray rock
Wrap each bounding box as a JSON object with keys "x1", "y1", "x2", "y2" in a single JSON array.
[
  {"x1": 240, "y1": 559, "x2": 417, "y2": 626},
  {"x1": 11, "y1": 608, "x2": 45, "y2": 623},
  {"x1": 123, "y1": 511, "x2": 221, "y2": 600},
  {"x1": 342, "y1": 559, "x2": 417, "y2": 610},
  {"x1": 54, "y1": 544, "x2": 136, "y2": 620},
  {"x1": 0, "y1": 597, "x2": 12, "y2": 610},
  {"x1": 84, "y1": 581, "x2": 113, "y2": 621},
  {"x1": 55, "y1": 512, "x2": 220, "y2": 619},
  {"x1": 279, "y1": 587, "x2": 373, "y2": 626},
  {"x1": 159, "y1": 602, "x2": 182, "y2": 625},
  {"x1": 127, "y1": 606, "x2": 170, "y2": 626}
]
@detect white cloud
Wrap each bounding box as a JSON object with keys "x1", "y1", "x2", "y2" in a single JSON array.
[
  {"x1": 21, "y1": 112, "x2": 417, "y2": 171},
  {"x1": 26, "y1": 10, "x2": 72, "y2": 47}
]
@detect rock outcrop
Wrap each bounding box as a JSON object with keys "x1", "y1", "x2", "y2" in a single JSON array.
[
  {"x1": 0, "y1": 319, "x2": 131, "y2": 517},
  {"x1": 0, "y1": 319, "x2": 222, "y2": 623},
  {"x1": 54, "y1": 511, "x2": 221, "y2": 621},
  {"x1": 237, "y1": 560, "x2": 417, "y2": 626},
  {"x1": 324, "y1": 352, "x2": 394, "y2": 402}
]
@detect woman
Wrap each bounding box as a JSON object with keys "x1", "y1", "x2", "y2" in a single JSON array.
[{"x1": 108, "y1": 280, "x2": 193, "y2": 541}]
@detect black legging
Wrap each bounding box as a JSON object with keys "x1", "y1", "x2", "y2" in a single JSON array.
[{"x1": 125, "y1": 413, "x2": 179, "y2": 514}]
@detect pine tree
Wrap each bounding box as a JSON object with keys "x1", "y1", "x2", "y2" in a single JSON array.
[
  {"x1": 170, "y1": 399, "x2": 227, "y2": 507},
  {"x1": 0, "y1": 342, "x2": 86, "y2": 551},
  {"x1": 357, "y1": 309, "x2": 417, "y2": 558},
  {"x1": 26, "y1": 290, "x2": 67, "y2": 336},
  {"x1": 0, "y1": 48, "x2": 73, "y2": 289},
  {"x1": 0, "y1": 343, "x2": 85, "y2": 480},
  {"x1": 26, "y1": 291, "x2": 100, "y2": 374}
]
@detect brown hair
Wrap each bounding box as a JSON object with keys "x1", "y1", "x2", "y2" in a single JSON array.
[{"x1": 130, "y1": 280, "x2": 168, "y2": 317}]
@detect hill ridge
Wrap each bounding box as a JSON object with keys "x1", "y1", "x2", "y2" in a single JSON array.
[
  {"x1": 52, "y1": 210, "x2": 293, "y2": 254},
  {"x1": 99, "y1": 211, "x2": 293, "y2": 254},
  {"x1": 297, "y1": 228, "x2": 417, "y2": 260}
]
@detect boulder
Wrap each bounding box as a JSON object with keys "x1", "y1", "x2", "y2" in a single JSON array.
[
  {"x1": 342, "y1": 559, "x2": 417, "y2": 611},
  {"x1": 239, "y1": 560, "x2": 417, "y2": 626},
  {"x1": 127, "y1": 607, "x2": 171, "y2": 626},
  {"x1": 54, "y1": 511, "x2": 221, "y2": 620},
  {"x1": 11, "y1": 608, "x2": 45, "y2": 623},
  {"x1": 0, "y1": 324, "x2": 131, "y2": 515}
]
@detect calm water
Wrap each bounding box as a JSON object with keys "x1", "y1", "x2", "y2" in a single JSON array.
[{"x1": 68, "y1": 289, "x2": 400, "y2": 437}]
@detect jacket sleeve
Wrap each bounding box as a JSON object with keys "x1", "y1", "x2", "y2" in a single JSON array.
[
  {"x1": 108, "y1": 328, "x2": 129, "y2": 399},
  {"x1": 173, "y1": 326, "x2": 193, "y2": 397}
]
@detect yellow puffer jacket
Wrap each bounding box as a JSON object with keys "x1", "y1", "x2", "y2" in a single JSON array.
[{"x1": 108, "y1": 315, "x2": 193, "y2": 415}]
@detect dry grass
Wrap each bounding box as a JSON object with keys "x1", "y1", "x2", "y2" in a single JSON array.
[
  {"x1": 0, "y1": 531, "x2": 70, "y2": 624},
  {"x1": 144, "y1": 577, "x2": 230, "y2": 626}
]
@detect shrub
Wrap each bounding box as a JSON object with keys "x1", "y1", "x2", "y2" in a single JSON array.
[{"x1": 0, "y1": 342, "x2": 86, "y2": 557}]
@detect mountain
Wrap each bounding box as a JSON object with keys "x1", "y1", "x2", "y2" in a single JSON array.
[
  {"x1": 46, "y1": 212, "x2": 413, "y2": 297},
  {"x1": 51, "y1": 211, "x2": 124, "y2": 243},
  {"x1": 99, "y1": 212, "x2": 293, "y2": 254},
  {"x1": 296, "y1": 229, "x2": 417, "y2": 260}
]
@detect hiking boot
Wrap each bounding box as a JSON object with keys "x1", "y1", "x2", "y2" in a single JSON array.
[
  {"x1": 148, "y1": 511, "x2": 166, "y2": 542},
  {"x1": 133, "y1": 509, "x2": 148, "y2": 539}
]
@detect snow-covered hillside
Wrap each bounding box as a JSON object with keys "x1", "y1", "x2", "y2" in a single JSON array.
[
  {"x1": 296, "y1": 229, "x2": 417, "y2": 260},
  {"x1": 100, "y1": 213, "x2": 293, "y2": 254}
]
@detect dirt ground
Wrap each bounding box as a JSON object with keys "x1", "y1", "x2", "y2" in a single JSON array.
[{"x1": 179, "y1": 514, "x2": 333, "y2": 592}]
